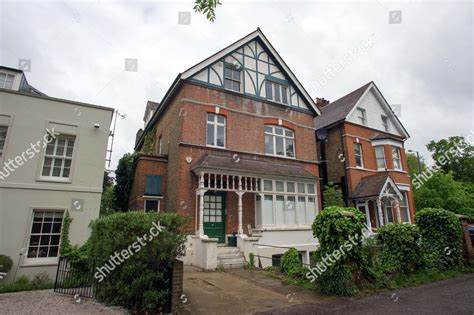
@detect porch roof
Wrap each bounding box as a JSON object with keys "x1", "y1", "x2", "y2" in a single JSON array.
[
  {"x1": 352, "y1": 175, "x2": 400, "y2": 199},
  {"x1": 191, "y1": 154, "x2": 318, "y2": 180}
]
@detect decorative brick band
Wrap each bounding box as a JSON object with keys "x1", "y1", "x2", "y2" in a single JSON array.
[{"x1": 263, "y1": 117, "x2": 296, "y2": 130}]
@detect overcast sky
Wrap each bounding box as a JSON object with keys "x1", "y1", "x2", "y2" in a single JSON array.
[{"x1": 1, "y1": 0, "x2": 472, "y2": 169}]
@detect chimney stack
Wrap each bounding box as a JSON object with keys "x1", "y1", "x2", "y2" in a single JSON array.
[{"x1": 316, "y1": 97, "x2": 330, "y2": 109}]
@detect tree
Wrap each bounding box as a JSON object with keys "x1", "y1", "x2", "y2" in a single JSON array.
[
  {"x1": 406, "y1": 152, "x2": 426, "y2": 178},
  {"x1": 322, "y1": 182, "x2": 345, "y2": 208},
  {"x1": 193, "y1": 0, "x2": 221, "y2": 22},
  {"x1": 113, "y1": 153, "x2": 137, "y2": 211},
  {"x1": 414, "y1": 171, "x2": 474, "y2": 219},
  {"x1": 426, "y1": 136, "x2": 474, "y2": 184},
  {"x1": 100, "y1": 170, "x2": 116, "y2": 216}
]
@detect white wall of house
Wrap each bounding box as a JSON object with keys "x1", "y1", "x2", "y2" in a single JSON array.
[{"x1": 0, "y1": 89, "x2": 113, "y2": 283}]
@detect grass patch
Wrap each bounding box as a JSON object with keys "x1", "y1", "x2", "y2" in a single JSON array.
[{"x1": 0, "y1": 276, "x2": 54, "y2": 294}]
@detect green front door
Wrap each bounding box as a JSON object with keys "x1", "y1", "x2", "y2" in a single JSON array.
[{"x1": 203, "y1": 191, "x2": 226, "y2": 243}]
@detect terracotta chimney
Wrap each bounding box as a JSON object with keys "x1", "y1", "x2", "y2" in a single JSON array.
[{"x1": 316, "y1": 97, "x2": 330, "y2": 109}]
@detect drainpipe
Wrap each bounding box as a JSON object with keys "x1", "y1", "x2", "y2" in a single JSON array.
[{"x1": 339, "y1": 127, "x2": 350, "y2": 206}]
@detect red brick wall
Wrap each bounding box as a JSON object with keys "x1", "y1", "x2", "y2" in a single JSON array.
[{"x1": 129, "y1": 155, "x2": 168, "y2": 211}]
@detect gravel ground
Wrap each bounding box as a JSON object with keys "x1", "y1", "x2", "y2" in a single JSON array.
[{"x1": 0, "y1": 289, "x2": 127, "y2": 315}]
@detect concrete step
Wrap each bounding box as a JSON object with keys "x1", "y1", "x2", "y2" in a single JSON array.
[
  {"x1": 217, "y1": 252, "x2": 243, "y2": 259},
  {"x1": 218, "y1": 261, "x2": 246, "y2": 269},
  {"x1": 217, "y1": 247, "x2": 241, "y2": 255}
]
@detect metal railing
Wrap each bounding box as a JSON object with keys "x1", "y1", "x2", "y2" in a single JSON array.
[{"x1": 54, "y1": 256, "x2": 97, "y2": 299}]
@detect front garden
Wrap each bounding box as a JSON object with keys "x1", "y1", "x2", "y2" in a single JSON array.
[{"x1": 262, "y1": 206, "x2": 473, "y2": 297}]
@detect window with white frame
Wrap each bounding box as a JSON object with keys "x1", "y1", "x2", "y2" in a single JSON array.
[
  {"x1": 383, "y1": 198, "x2": 395, "y2": 224},
  {"x1": 353, "y1": 143, "x2": 363, "y2": 168},
  {"x1": 144, "y1": 199, "x2": 160, "y2": 213},
  {"x1": 391, "y1": 146, "x2": 402, "y2": 170},
  {"x1": 0, "y1": 126, "x2": 8, "y2": 160},
  {"x1": 374, "y1": 145, "x2": 386, "y2": 170},
  {"x1": 356, "y1": 108, "x2": 367, "y2": 125},
  {"x1": 206, "y1": 113, "x2": 226, "y2": 148},
  {"x1": 42, "y1": 134, "x2": 75, "y2": 179},
  {"x1": 400, "y1": 192, "x2": 410, "y2": 223},
  {"x1": 224, "y1": 65, "x2": 241, "y2": 92},
  {"x1": 258, "y1": 179, "x2": 317, "y2": 227},
  {"x1": 381, "y1": 115, "x2": 389, "y2": 132},
  {"x1": 27, "y1": 211, "x2": 63, "y2": 259},
  {"x1": 0, "y1": 72, "x2": 15, "y2": 89},
  {"x1": 265, "y1": 80, "x2": 288, "y2": 105},
  {"x1": 265, "y1": 125, "x2": 295, "y2": 158}
]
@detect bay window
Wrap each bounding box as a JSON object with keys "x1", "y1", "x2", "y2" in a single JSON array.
[
  {"x1": 374, "y1": 145, "x2": 386, "y2": 170},
  {"x1": 392, "y1": 146, "x2": 402, "y2": 170},
  {"x1": 400, "y1": 192, "x2": 411, "y2": 223},
  {"x1": 265, "y1": 125, "x2": 295, "y2": 158}
]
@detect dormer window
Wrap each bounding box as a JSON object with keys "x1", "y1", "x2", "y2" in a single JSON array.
[
  {"x1": 265, "y1": 80, "x2": 288, "y2": 105},
  {"x1": 356, "y1": 108, "x2": 367, "y2": 125},
  {"x1": 224, "y1": 65, "x2": 241, "y2": 92},
  {"x1": 0, "y1": 72, "x2": 15, "y2": 89},
  {"x1": 381, "y1": 115, "x2": 389, "y2": 132}
]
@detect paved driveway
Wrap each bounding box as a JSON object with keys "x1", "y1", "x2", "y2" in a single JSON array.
[{"x1": 0, "y1": 289, "x2": 126, "y2": 315}]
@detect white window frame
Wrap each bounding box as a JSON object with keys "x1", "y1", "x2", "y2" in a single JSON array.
[
  {"x1": 374, "y1": 145, "x2": 387, "y2": 170},
  {"x1": 353, "y1": 142, "x2": 364, "y2": 168},
  {"x1": 356, "y1": 107, "x2": 367, "y2": 125},
  {"x1": 206, "y1": 113, "x2": 226, "y2": 148},
  {"x1": 40, "y1": 133, "x2": 76, "y2": 182},
  {"x1": 383, "y1": 197, "x2": 395, "y2": 225},
  {"x1": 257, "y1": 179, "x2": 317, "y2": 228},
  {"x1": 391, "y1": 146, "x2": 402, "y2": 170},
  {"x1": 381, "y1": 115, "x2": 389, "y2": 132},
  {"x1": 264, "y1": 125, "x2": 295, "y2": 158},
  {"x1": 400, "y1": 192, "x2": 411, "y2": 223},
  {"x1": 224, "y1": 65, "x2": 241, "y2": 92},
  {"x1": 144, "y1": 198, "x2": 161, "y2": 213},
  {"x1": 0, "y1": 72, "x2": 15, "y2": 89},
  {"x1": 25, "y1": 210, "x2": 64, "y2": 265},
  {"x1": 0, "y1": 125, "x2": 8, "y2": 161},
  {"x1": 265, "y1": 80, "x2": 289, "y2": 105}
]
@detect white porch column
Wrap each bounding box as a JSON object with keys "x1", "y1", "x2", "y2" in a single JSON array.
[
  {"x1": 237, "y1": 176, "x2": 245, "y2": 235},
  {"x1": 377, "y1": 199, "x2": 384, "y2": 227},
  {"x1": 197, "y1": 172, "x2": 207, "y2": 236},
  {"x1": 395, "y1": 198, "x2": 402, "y2": 223}
]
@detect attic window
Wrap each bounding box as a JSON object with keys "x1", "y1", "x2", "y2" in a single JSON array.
[
  {"x1": 356, "y1": 108, "x2": 367, "y2": 125},
  {"x1": 265, "y1": 80, "x2": 288, "y2": 105},
  {"x1": 0, "y1": 72, "x2": 15, "y2": 89},
  {"x1": 224, "y1": 65, "x2": 241, "y2": 92}
]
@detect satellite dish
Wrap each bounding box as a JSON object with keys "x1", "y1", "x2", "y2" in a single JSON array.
[{"x1": 316, "y1": 128, "x2": 328, "y2": 140}]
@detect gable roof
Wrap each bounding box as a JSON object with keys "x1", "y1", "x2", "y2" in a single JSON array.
[
  {"x1": 182, "y1": 28, "x2": 320, "y2": 115},
  {"x1": 136, "y1": 28, "x2": 320, "y2": 150},
  {"x1": 352, "y1": 174, "x2": 402, "y2": 200},
  {"x1": 314, "y1": 81, "x2": 409, "y2": 139}
]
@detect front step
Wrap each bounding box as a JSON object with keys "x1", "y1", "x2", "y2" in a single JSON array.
[{"x1": 217, "y1": 247, "x2": 245, "y2": 269}]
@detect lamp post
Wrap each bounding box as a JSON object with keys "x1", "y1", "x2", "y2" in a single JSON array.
[{"x1": 407, "y1": 149, "x2": 422, "y2": 175}]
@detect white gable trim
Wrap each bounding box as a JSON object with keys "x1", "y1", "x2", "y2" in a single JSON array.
[
  {"x1": 181, "y1": 28, "x2": 320, "y2": 115},
  {"x1": 379, "y1": 176, "x2": 403, "y2": 200},
  {"x1": 345, "y1": 83, "x2": 409, "y2": 139},
  {"x1": 371, "y1": 139, "x2": 404, "y2": 148}
]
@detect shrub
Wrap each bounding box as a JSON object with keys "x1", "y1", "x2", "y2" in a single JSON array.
[
  {"x1": 248, "y1": 253, "x2": 255, "y2": 269},
  {"x1": 31, "y1": 272, "x2": 52, "y2": 286},
  {"x1": 0, "y1": 254, "x2": 13, "y2": 273},
  {"x1": 415, "y1": 208, "x2": 464, "y2": 271},
  {"x1": 281, "y1": 248, "x2": 303, "y2": 278},
  {"x1": 0, "y1": 275, "x2": 53, "y2": 293},
  {"x1": 311, "y1": 206, "x2": 370, "y2": 295},
  {"x1": 88, "y1": 211, "x2": 188, "y2": 312},
  {"x1": 322, "y1": 183, "x2": 345, "y2": 208},
  {"x1": 378, "y1": 224, "x2": 422, "y2": 274}
]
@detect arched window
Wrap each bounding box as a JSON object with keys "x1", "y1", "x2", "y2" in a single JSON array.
[{"x1": 264, "y1": 125, "x2": 295, "y2": 158}]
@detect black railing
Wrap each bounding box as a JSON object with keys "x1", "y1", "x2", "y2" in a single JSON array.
[{"x1": 54, "y1": 256, "x2": 97, "y2": 299}]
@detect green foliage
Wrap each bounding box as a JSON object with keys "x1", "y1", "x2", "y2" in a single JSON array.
[
  {"x1": 322, "y1": 183, "x2": 345, "y2": 208},
  {"x1": 248, "y1": 253, "x2": 255, "y2": 269},
  {"x1": 415, "y1": 208, "x2": 464, "y2": 271},
  {"x1": 280, "y1": 248, "x2": 304, "y2": 279},
  {"x1": 0, "y1": 254, "x2": 13, "y2": 273},
  {"x1": 414, "y1": 172, "x2": 474, "y2": 219},
  {"x1": 60, "y1": 211, "x2": 72, "y2": 255},
  {"x1": 88, "y1": 212, "x2": 188, "y2": 312},
  {"x1": 113, "y1": 152, "x2": 138, "y2": 212},
  {"x1": 143, "y1": 129, "x2": 156, "y2": 155},
  {"x1": 0, "y1": 274, "x2": 53, "y2": 293},
  {"x1": 193, "y1": 0, "x2": 222, "y2": 22},
  {"x1": 427, "y1": 136, "x2": 474, "y2": 184},
  {"x1": 100, "y1": 185, "x2": 116, "y2": 217},
  {"x1": 311, "y1": 207, "x2": 369, "y2": 295},
  {"x1": 378, "y1": 224, "x2": 422, "y2": 274}
]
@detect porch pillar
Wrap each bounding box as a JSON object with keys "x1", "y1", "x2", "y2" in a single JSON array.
[
  {"x1": 237, "y1": 176, "x2": 244, "y2": 235},
  {"x1": 395, "y1": 198, "x2": 402, "y2": 223},
  {"x1": 197, "y1": 172, "x2": 207, "y2": 236},
  {"x1": 376, "y1": 199, "x2": 384, "y2": 227}
]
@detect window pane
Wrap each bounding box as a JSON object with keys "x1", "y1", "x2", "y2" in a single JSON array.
[
  {"x1": 275, "y1": 137, "x2": 284, "y2": 155},
  {"x1": 217, "y1": 115, "x2": 225, "y2": 124},
  {"x1": 265, "y1": 81, "x2": 273, "y2": 100},
  {"x1": 284, "y1": 130, "x2": 293, "y2": 137},
  {"x1": 297, "y1": 183, "x2": 305, "y2": 193},
  {"x1": 285, "y1": 196, "x2": 296, "y2": 224},
  {"x1": 145, "y1": 200, "x2": 159, "y2": 213},
  {"x1": 307, "y1": 184, "x2": 315, "y2": 194},
  {"x1": 232, "y1": 69, "x2": 240, "y2": 81},
  {"x1": 297, "y1": 197, "x2": 306, "y2": 225},
  {"x1": 263, "y1": 195, "x2": 274, "y2": 225},
  {"x1": 224, "y1": 67, "x2": 232, "y2": 78},
  {"x1": 265, "y1": 134, "x2": 274, "y2": 154},
  {"x1": 286, "y1": 138, "x2": 294, "y2": 157},
  {"x1": 281, "y1": 86, "x2": 288, "y2": 104},
  {"x1": 206, "y1": 123, "x2": 215, "y2": 145},
  {"x1": 275, "y1": 181, "x2": 284, "y2": 192},
  {"x1": 207, "y1": 113, "x2": 215, "y2": 122},
  {"x1": 275, "y1": 196, "x2": 285, "y2": 224},
  {"x1": 306, "y1": 197, "x2": 316, "y2": 224},
  {"x1": 286, "y1": 182, "x2": 295, "y2": 193},
  {"x1": 224, "y1": 79, "x2": 232, "y2": 89},
  {"x1": 274, "y1": 128, "x2": 283, "y2": 135},
  {"x1": 264, "y1": 180, "x2": 273, "y2": 191},
  {"x1": 274, "y1": 84, "x2": 281, "y2": 102},
  {"x1": 216, "y1": 126, "x2": 225, "y2": 147}
]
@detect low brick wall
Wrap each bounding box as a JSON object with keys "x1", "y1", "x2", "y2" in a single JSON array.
[{"x1": 171, "y1": 259, "x2": 184, "y2": 313}]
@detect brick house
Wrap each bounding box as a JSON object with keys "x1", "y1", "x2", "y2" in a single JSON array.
[
  {"x1": 314, "y1": 82, "x2": 414, "y2": 232},
  {"x1": 129, "y1": 29, "x2": 322, "y2": 269}
]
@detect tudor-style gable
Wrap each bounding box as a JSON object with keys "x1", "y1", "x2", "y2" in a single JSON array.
[{"x1": 182, "y1": 29, "x2": 320, "y2": 114}]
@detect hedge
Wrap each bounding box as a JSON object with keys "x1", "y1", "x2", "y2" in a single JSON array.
[
  {"x1": 88, "y1": 211, "x2": 188, "y2": 312},
  {"x1": 415, "y1": 208, "x2": 464, "y2": 271}
]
